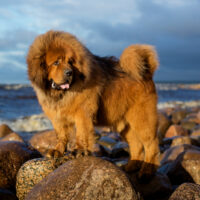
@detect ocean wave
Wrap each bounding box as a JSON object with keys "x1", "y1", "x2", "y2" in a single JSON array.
[
  {"x1": 1, "y1": 83, "x2": 200, "y2": 91},
  {"x1": 156, "y1": 83, "x2": 200, "y2": 91},
  {"x1": 0, "y1": 114, "x2": 52, "y2": 132},
  {"x1": 158, "y1": 100, "x2": 200, "y2": 109},
  {"x1": 0, "y1": 84, "x2": 31, "y2": 90},
  {"x1": 1, "y1": 100, "x2": 200, "y2": 133}
]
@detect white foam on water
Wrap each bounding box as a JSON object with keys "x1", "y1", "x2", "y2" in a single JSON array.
[
  {"x1": 158, "y1": 100, "x2": 200, "y2": 109},
  {"x1": 0, "y1": 113, "x2": 52, "y2": 132},
  {"x1": 0, "y1": 84, "x2": 31, "y2": 90},
  {"x1": 156, "y1": 83, "x2": 200, "y2": 91}
]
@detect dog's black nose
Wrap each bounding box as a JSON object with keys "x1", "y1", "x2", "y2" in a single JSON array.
[{"x1": 64, "y1": 69, "x2": 73, "y2": 77}]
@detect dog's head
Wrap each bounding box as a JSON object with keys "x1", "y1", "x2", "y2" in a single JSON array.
[
  {"x1": 45, "y1": 46, "x2": 75, "y2": 91},
  {"x1": 27, "y1": 30, "x2": 94, "y2": 93}
]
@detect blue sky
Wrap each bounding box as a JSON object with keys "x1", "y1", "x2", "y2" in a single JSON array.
[{"x1": 0, "y1": 0, "x2": 200, "y2": 83}]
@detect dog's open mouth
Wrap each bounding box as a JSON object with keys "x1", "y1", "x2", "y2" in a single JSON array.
[{"x1": 51, "y1": 80, "x2": 71, "y2": 90}]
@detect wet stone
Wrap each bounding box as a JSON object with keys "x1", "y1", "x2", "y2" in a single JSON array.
[
  {"x1": 191, "y1": 128, "x2": 200, "y2": 136},
  {"x1": 171, "y1": 110, "x2": 188, "y2": 124},
  {"x1": 165, "y1": 125, "x2": 188, "y2": 138},
  {"x1": 29, "y1": 130, "x2": 58, "y2": 156},
  {"x1": 25, "y1": 156, "x2": 139, "y2": 200},
  {"x1": 0, "y1": 124, "x2": 13, "y2": 138},
  {"x1": 169, "y1": 183, "x2": 200, "y2": 200},
  {"x1": 97, "y1": 136, "x2": 117, "y2": 149},
  {"x1": 180, "y1": 121, "x2": 197, "y2": 131},
  {"x1": 0, "y1": 141, "x2": 41, "y2": 190},
  {"x1": 157, "y1": 112, "x2": 172, "y2": 144},
  {"x1": 16, "y1": 157, "x2": 69, "y2": 200},
  {"x1": 161, "y1": 144, "x2": 200, "y2": 165},
  {"x1": 171, "y1": 136, "x2": 192, "y2": 147},
  {"x1": 111, "y1": 141, "x2": 129, "y2": 158},
  {"x1": 167, "y1": 149, "x2": 200, "y2": 185},
  {"x1": 1, "y1": 132, "x2": 24, "y2": 143}
]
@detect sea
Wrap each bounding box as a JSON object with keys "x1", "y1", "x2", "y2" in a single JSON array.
[{"x1": 0, "y1": 83, "x2": 200, "y2": 134}]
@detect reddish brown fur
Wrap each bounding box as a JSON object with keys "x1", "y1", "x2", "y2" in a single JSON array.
[{"x1": 27, "y1": 30, "x2": 160, "y2": 178}]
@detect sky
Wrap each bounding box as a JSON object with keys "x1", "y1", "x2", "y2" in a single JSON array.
[{"x1": 0, "y1": 0, "x2": 200, "y2": 83}]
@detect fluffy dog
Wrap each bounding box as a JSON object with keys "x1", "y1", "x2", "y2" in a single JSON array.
[{"x1": 27, "y1": 30, "x2": 160, "y2": 178}]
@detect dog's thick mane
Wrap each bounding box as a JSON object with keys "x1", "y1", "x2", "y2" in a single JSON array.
[
  {"x1": 27, "y1": 31, "x2": 95, "y2": 99},
  {"x1": 94, "y1": 55, "x2": 123, "y2": 79}
]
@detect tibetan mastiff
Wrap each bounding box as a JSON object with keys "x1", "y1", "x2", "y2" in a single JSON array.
[{"x1": 27, "y1": 30, "x2": 160, "y2": 178}]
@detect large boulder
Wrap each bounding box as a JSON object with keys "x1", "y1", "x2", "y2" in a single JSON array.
[
  {"x1": 0, "y1": 141, "x2": 40, "y2": 189},
  {"x1": 16, "y1": 157, "x2": 71, "y2": 200},
  {"x1": 169, "y1": 183, "x2": 200, "y2": 200},
  {"x1": 25, "y1": 156, "x2": 139, "y2": 200}
]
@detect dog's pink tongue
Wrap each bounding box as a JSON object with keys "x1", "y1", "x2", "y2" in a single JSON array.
[{"x1": 60, "y1": 83, "x2": 69, "y2": 90}]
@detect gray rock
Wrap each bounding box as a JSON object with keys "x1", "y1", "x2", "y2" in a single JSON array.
[
  {"x1": 0, "y1": 141, "x2": 40, "y2": 190},
  {"x1": 161, "y1": 144, "x2": 200, "y2": 165},
  {"x1": 169, "y1": 183, "x2": 200, "y2": 200},
  {"x1": 16, "y1": 156, "x2": 74, "y2": 200},
  {"x1": 25, "y1": 156, "x2": 139, "y2": 200},
  {"x1": 98, "y1": 136, "x2": 117, "y2": 149},
  {"x1": 167, "y1": 149, "x2": 200, "y2": 184}
]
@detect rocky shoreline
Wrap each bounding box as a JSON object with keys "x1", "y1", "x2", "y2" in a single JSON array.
[{"x1": 0, "y1": 104, "x2": 200, "y2": 200}]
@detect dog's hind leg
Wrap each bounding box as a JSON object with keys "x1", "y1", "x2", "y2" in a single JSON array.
[
  {"x1": 122, "y1": 126, "x2": 144, "y2": 172},
  {"x1": 125, "y1": 99, "x2": 160, "y2": 180}
]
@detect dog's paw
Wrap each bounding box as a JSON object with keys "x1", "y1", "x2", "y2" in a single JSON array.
[
  {"x1": 46, "y1": 149, "x2": 64, "y2": 158},
  {"x1": 70, "y1": 149, "x2": 92, "y2": 158}
]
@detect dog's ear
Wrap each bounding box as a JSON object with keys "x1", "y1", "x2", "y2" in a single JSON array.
[
  {"x1": 67, "y1": 46, "x2": 95, "y2": 83},
  {"x1": 27, "y1": 53, "x2": 49, "y2": 90}
]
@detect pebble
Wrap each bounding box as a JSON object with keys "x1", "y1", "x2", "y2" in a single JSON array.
[
  {"x1": 97, "y1": 136, "x2": 117, "y2": 149},
  {"x1": 171, "y1": 110, "x2": 188, "y2": 124},
  {"x1": 165, "y1": 125, "x2": 188, "y2": 138},
  {"x1": 157, "y1": 112, "x2": 171, "y2": 143}
]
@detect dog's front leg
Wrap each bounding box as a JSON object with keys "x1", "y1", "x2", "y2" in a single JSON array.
[
  {"x1": 74, "y1": 111, "x2": 95, "y2": 155},
  {"x1": 46, "y1": 123, "x2": 74, "y2": 158}
]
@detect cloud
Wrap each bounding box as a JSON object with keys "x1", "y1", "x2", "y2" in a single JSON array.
[{"x1": 0, "y1": 0, "x2": 200, "y2": 82}]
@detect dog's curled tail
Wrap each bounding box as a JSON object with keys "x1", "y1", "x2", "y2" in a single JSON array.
[{"x1": 120, "y1": 45, "x2": 159, "y2": 81}]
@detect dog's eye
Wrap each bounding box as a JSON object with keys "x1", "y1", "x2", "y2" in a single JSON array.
[
  {"x1": 68, "y1": 58, "x2": 74, "y2": 66},
  {"x1": 53, "y1": 60, "x2": 59, "y2": 66}
]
